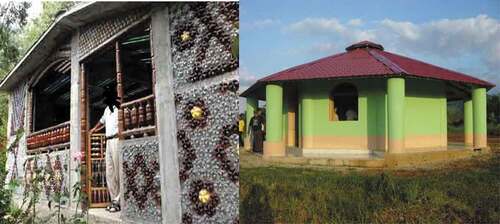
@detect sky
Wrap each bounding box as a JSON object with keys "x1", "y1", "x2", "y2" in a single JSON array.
[
  {"x1": 26, "y1": 0, "x2": 42, "y2": 20},
  {"x1": 240, "y1": 0, "x2": 500, "y2": 96}
]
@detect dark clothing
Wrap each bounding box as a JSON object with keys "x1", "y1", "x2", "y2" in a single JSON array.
[
  {"x1": 249, "y1": 115, "x2": 264, "y2": 153},
  {"x1": 249, "y1": 115, "x2": 264, "y2": 132},
  {"x1": 238, "y1": 131, "x2": 244, "y2": 147},
  {"x1": 252, "y1": 131, "x2": 264, "y2": 153}
]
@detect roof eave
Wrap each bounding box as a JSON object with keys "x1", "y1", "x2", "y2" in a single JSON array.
[
  {"x1": 0, "y1": 2, "x2": 96, "y2": 92},
  {"x1": 0, "y1": 1, "x2": 151, "y2": 92}
]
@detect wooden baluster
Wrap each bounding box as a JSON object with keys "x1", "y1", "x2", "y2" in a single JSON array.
[
  {"x1": 146, "y1": 99, "x2": 153, "y2": 126},
  {"x1": 116, "y1": 42, "x2": 124, "y2": 140},
  {"x1": 47, "y1": 132, "x2": 50, "y2": 146},
  {"x1": 48, "y1": 131, "x2": 52, "y2": 146},
  {"x1": 55, "y1": 130, "x2": 58, "y2": 144},
  {"x1": 43, "y1": 132, "x2": 47, "y2": 147},
  {"x1": 39, "y1": 133, "x2": 43, "y2": 147},
  {"x1": 138, "y1": 102, "x2": 145, "y2": 127},
  {"x1": 124, "y1": 107, "x2": 130, "y2": 130},
  {"x1": 61, "y1": 127, "x2": 64, "y2": 143},
  {"x1": 64, "y1": 126, "x2": 69, "y2": 142},
  {"x1": 131, "y1": 105, "x2": 137, "y2": 128},
  {"x1": 56, "y1": 128, "x2": 61, "y2": 144},
  {"x1": 51, "y1": 131, "x2": 55, "y2": 145}
]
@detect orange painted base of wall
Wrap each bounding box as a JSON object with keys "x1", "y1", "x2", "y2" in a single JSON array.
[
  {"x1": 244, "y1": 137, "x2": 251, "y2": 151},
  {"x1": 474, "y1": 134, "x2": 487, "y2": 148},
  {"x1": 302, "y1": 136, "x2": 379, "y2": 150},
  {"x1": 263, "y1": 140, "x2": 286, "y2": 157},
  {"x1": 261, "y1": 148, "x2": 489, "y2": 168},
  {"x1": 464, "y1": 133, "x2": 473, "y2": 146},
  {"x1": 301, "y1": 134, "x2": 448, "y2": 153}
]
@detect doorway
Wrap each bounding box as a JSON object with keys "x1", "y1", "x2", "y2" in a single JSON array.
[{"x1": 286, "y1": 86, "x2": 299, "y2": 149}]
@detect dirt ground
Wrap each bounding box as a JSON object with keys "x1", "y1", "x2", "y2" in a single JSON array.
[{"x1": 240, "y1": 139, "x2": 500, "y2": 175}]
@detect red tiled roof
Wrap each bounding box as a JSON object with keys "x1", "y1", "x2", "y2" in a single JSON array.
[{"x1": 257, "y1": 41, "x2": 495, "y2": 88}]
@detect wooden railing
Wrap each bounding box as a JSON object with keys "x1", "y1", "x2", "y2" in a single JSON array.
[
  {"x1": 87, "y1": 133, "x2": 111, "y2": 208},
  {"x1": 27, "y1": 121, "x2": 70, "y2": 153},
  {"x1": 120, "y1": 94, "x2": 156, "y2": 139}
]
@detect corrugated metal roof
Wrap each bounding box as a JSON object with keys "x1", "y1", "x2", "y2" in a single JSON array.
[{"x1": 242, "y1": 40, "x2": 495, "y2": 97}]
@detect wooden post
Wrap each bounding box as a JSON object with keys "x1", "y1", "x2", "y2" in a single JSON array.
[
  {"x1": 150, "y1": 22, "x2": 158, "y2": 135},
  {"x1": 152, "y1": 6, "x2": 182, "y2": 223},
  {"x1": 79, "y1": 63, "x2": 89, "y2": 204},
  {"x1": 116, "y1": 42, "x2": 125, "y2": 139}
]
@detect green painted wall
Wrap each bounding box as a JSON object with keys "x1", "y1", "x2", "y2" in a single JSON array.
[
  {"x1": 245, "y1": 97, "x2": 257, "y2": 134},
  {"x1": 464, "y1": 99, "x2": 473, "y2": 135},
  {"x1": 298, "y1": 91, "x2": 303, "y2": 147},
  {"x1": 292, "y1": 78, "x2": 447, "y2": 150},
  {"x1": 404, "y1": 79, "x2": 447, "y2": 136},
  {"x1": 388, "y1": 78, "x2": 405, "y2": 141},
  {"x1": 298, "y1": 79, "x2": 386, "y2": 137},
  {"x1": 472, "y1": 87, "x2": 487, "y2": 135},
  {"x1": 266, "y1": 84, "x2": 283, "y2": 142}
]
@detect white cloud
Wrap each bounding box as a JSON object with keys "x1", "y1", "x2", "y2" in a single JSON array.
[
  {"x1": 348, "y1": 18, "x2": 363, "y2": 26},
  {"x1": 243, "y1": 18, "x2": 281, "y2": 29},
  {"x1": 284, "y1": 15, "x2": 500, "y2": 89},
  {"x1": 380, "y1": 19, "x2": 420, "y2": 41},
  {"x1": 285, "y1": 17, "x2": 375, "y2": 42},
  {"x1": 378, "y1": 15, "x2": 500, "y2": 56},
  {"x1": 27, "y1": 1, "x2": 42, "y2": 20},
  {"x1": 239, "y1": 67, "x2": 259, "y2": 92},
  {"x1": 308, "y1": 43, "x2": 337, "y2": 53},
  {"x1": 238, "y1": 67, "x2": 260, "y2": 113},
  {"x1": 287, "y1": 42, "x2": 338, "y2": 56},
  {"x1": 377, "y1": 15, "x2": 500, "y2": 77}
]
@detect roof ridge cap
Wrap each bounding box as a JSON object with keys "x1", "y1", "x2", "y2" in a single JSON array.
[{"x1": 368, "y1": 50, "x2": 408, "y2": 74}]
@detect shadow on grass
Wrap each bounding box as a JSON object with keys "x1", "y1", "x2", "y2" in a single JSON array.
[{"x1": 240, "y1": 183, "x2": 273, "y2": 224}]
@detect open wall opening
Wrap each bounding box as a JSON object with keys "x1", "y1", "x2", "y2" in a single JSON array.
[
  {"x1": 447, "y1": 100, "x2": 465, "y2": 146},
  {"x1": 32, "y1": 60, "x2": 71, "y2": 131},
  {"x1": 81, "y1": 19, "x2": 155, "y2": 208},
  {"x1": 446, "y1": 82, "x2": 470, "y2": 148},
  {"x1": 329, "y1": 83, "x2": 358, "y2": 121},
  {"x1": 119, "y1": 21, "x2": 153, "y2": 102},
  {"x1": 27, "y1": 59, "x2": 71, "y2": 153}
]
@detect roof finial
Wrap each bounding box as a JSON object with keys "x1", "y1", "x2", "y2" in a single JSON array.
[{"x1": 346, "y1": 41, "x2": 384, "y2": 51}]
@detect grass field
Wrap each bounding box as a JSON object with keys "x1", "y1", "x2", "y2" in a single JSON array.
[{"x1": 240, "y1": 153, "x2": 500, "y2": 223}]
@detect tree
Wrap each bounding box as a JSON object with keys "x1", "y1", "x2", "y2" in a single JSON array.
[
  {"x1": 0, "y1": 0, "x2": 30, "y2": 170},
  {"x1": 0, "y1": 1, "x2": 76, "y2": 153},
  {"x1": 0, "y1": 1, "x2": 31, "y2": 217},
  {"x1": 0, "y1": 1, "x2": 30, "y2": 77},
  {"x1": 487, "y1": 93, "x2": 500, "y2": 124},
  {"x1": 18, "y1": 1, "x2": 76, "y2": 54}
]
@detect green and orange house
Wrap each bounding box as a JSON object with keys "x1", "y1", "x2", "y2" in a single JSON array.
[{"x1": 241, "y1": 41, "x2": 495, "y2": 158}]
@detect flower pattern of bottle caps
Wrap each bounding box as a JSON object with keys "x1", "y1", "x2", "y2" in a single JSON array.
[
  {"x1": 218, "y1": 80, "x2": 239, "y2": 93},
  {"x1": 170, "y1": 2, "x2": 239, "y2": 222},
  {"x1": 184, "y1": 99, "x2": 209, "y2": 129},
  {"x1": 182, "y1": 213, "x2": 193, "y2": 224},
  {"x1": 189, "y1": 180, "x2": 219, "y2": 217},
  {"x1": 121, "y1": 139, "x2": 161, "y2": 222},
  {"x1": 171, "y1": 2, "x2": 239, "y2": 84}
]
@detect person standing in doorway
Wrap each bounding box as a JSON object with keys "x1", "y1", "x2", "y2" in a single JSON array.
[
  {"x1": 90, "y1": 83, "x2": 121, "y2": 213},
  {"x1": 249, "y1": 109, "x2": 264, "y2": 153}
]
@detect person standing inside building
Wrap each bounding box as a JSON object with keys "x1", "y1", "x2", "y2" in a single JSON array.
[
  {"x1": 90, "y1": 83, "x2": 121, "y2": 213},
  {"x1": 238, "y1": 113, "x2": 245, "y2": 149},
  {"x1": 248, "y1": 109, "x2": 264, "y2": 153}
]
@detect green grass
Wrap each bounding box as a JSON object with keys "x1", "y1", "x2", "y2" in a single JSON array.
[{"x1": 240, "y1": 155, "x2": 500, "y2": 223}]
